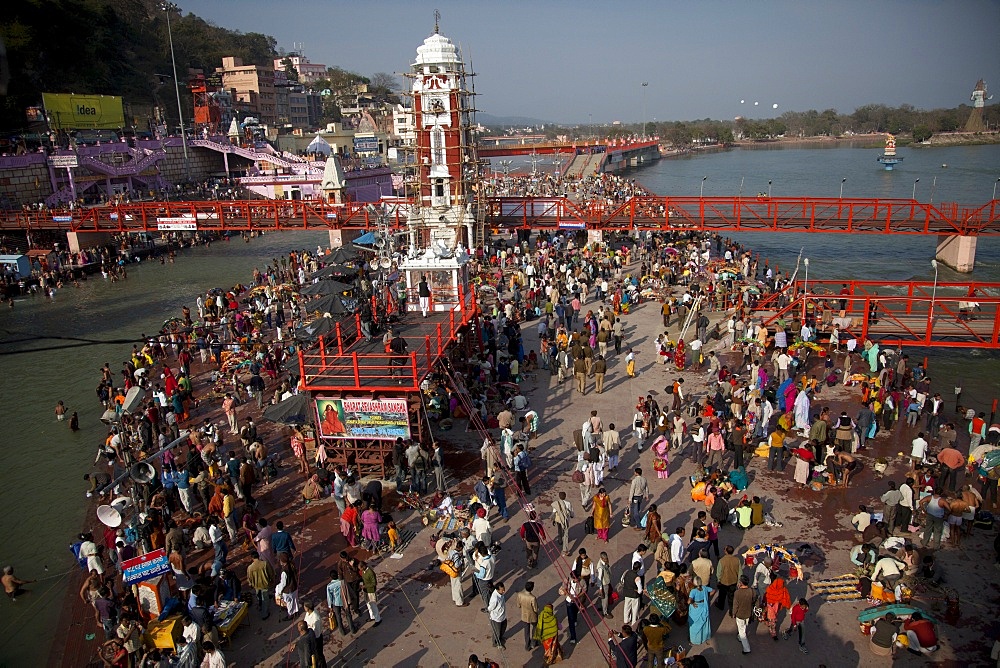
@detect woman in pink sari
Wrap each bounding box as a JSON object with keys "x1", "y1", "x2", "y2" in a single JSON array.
[
  {"x1": 360, "y1": 502, "x2": 382, "y2": 547},
  {"x1": 651, "y1": 435, "x2": 670, "y2": 479}
]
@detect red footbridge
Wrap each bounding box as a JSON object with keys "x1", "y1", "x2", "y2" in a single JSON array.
[
  {"x1": 1, "y1": 195, "x2": 997, "y2": 236},
  {"x1": 748, "y1": 279, "x2": 1000, "y2": 350}
]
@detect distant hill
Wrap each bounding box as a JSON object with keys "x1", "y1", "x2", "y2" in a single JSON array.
[{"x1": 0, "y1": 0, "x2": 278, "y2": 132}]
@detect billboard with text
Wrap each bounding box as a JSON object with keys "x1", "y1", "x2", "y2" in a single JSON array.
[
  {"x1": 42, "y1": 93, "x2": 125, "y2": 130},
  {"x1": 315, "y1": 397, "x2": 410, "y2": 440}
]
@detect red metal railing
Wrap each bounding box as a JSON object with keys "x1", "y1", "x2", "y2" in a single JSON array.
[
  {"x1": 297, "y1": 286, "x2": 478, "y2": 392},
  {"x1": 0, "y1": 199, "x2": 413, "y2": 233},
  {"x1": 485, "y1": 196, "x2": 1000, "y2": 236},
  {"x1": 749, "y1": 280, "x2": 1000, "y2": 349},
  {"x1": 7, "y1": 195, "x2": 996, "y2": 235}
]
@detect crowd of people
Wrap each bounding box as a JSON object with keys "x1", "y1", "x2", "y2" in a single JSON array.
[
  {"x1": 24, "y1": 199, "x2": 1000, "y2": 668},
  {"x1": 426, "y1": 229, "x2": 999, "y2": 666}
]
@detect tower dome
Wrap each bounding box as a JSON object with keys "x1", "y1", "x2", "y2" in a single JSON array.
[{"x1": 413, "y1": 32, "x2": 460, "y2": 69}]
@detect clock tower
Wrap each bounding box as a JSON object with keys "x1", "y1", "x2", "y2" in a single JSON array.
[{"x1": 398, "y1": 24, "x2": 480, "y2": 313}]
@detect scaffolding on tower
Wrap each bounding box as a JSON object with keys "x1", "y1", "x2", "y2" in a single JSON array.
[{"x1": 400, "y1": 29, "x2": 485, "y2": 251}]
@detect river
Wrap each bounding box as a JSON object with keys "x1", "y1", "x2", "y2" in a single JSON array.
[
  {"x1": 0, "y1": 231, "x2": 329, "y2": 666},
  {"x1": 1, "y1": 143, "x2": 998, "y2": 665}
]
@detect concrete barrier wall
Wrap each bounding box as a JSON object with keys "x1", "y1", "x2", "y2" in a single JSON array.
[
  {"x1": 0, "y1": 162, "x2": 54, "y2": 206},
  {"x1": 0, "y1": 145, "x2": 230, "y2": 207},
  {"x1": 156, "y1": 145, "x2": 227, "y2": 183}
]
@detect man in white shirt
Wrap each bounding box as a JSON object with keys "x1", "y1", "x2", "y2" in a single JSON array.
[
  {"x1": 488, "y1": 582, "x2": 507, "y2": 649},
  {"x1": 871, "y1": 553, "x2": 904, "y2": 589},
  {"x1": 898, "y1": 478, "x2": 916, "y2": 531},
  {"x1": 630, "y1": 545, "x2": 648, "y2": 580},
  {"x1": 776, "y1": 352, "x2": 791, "y2": 382},
  {"x1": 689, "y1": 338, "x2": 703, "y2": 368},
  {"x1": 691, "y1": 419, "x2": 706, "y2": 456},
  {"x1": 671, "y1": 414, "x2": 687, "y2": 452},
  {"x1": 668, "y1": 528, "x2": 686, "y2": 564},
  {"x1": 302, "y1": 601, "x2": 327, "y2": 668},
  {"x1": 200, "y1": 641, "x2": 226, "y2": 668},
  {"x1": 851, "y1": 505, "x2": 872, "y2": 532},
  {"x1": 910, "y1": 433, "x2": 929, "y2": 467}
]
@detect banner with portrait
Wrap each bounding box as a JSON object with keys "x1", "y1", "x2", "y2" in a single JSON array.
[{"x1": 315, "y1": 397, "x2": 411, "y2": 440}]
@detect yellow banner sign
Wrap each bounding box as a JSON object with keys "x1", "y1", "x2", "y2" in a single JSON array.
[{"x1": 42, "y1": 93, "x2": 125, "y2": 130}]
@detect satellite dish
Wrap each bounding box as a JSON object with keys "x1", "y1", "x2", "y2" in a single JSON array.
[
  {"x1": 97, "y1": 505, "x2": 123, "y2": 528},
  {"x1": 374, "y1": 236, "x2": 388, "y2": 248},
  {"x1": 130, "y1": 462, "x2": 156, "y2": 484},
  {"x1": 379, "y1": 257, "x2": 393, "y2": 269}
]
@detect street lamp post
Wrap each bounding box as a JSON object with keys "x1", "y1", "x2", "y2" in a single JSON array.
[
  {"x1": 641, "y1": 82, "x2": 649, "y2": 139},
  {"x1": 163, "y1": 2, "x2": 190, "y2": 181},
  {"x1": 700, "y1": 176, "x2": 708, "y2": 198},
  {"x1": 802, "y1": 257, "x2": 810, "y2": 322},
  {"x1": 840, "y1": 177, "x2": 847, "y2": 198},
  {"x1": 767, "y1": 180, "x2": 772, "y2": 198},
  {"x1": 912, "y1": 178, "x2": 920, "y2": 200},
  {"x1": 738, "y1": 176, "x2": 744, "y2": 198},
  {"x1": 929, "y1": 258, "x2": 939, "y2": 334},
  {"x1": 994, "y1": 177, "x2": 1000, "y2": 200}
]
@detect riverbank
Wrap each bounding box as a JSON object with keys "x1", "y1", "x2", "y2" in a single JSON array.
[{"x1": 732, "y1": 130, "x2": 1000, "y2": 150}]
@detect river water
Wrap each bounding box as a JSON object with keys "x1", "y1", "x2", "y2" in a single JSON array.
[
  {"x1": 0, "y1": 232, "x2": 329, "y2": 666},
  {"x1": 1, "y1": 144, "x2": 997, "y2": 665}
]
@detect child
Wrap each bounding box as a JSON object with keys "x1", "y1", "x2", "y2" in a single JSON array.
[
  {"x1": 387, "y1": 520, "x2": 400, "y2": 552},
  {"x1": 750, "y1": 496, "x2": 764, "y2": 527},
  {"x1": 784, "y1": 598, "x2": 809, "y2": 653}
]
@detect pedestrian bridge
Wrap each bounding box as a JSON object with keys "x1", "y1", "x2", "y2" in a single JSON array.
[{"x1": 748, "y1": 279, "x2": 1000, "y2": 349}]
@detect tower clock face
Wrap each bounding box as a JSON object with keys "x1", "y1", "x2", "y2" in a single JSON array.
[{"x1": 422, "y1": 94, "x2": 451, "y2": 126}]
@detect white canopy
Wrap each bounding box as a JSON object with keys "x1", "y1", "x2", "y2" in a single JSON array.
[{"x1": 307, "y1": 134, "x2": 332, "y2": 156}]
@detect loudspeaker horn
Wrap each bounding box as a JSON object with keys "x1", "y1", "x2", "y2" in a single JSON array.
[
  {"x1": 97, "y1": 505, "x2": 123, "y2": 528},
  {"x1": 130, "y1": 462, "x2": 156, "y2": 484}
]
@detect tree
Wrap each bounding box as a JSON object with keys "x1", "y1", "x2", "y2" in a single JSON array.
[
  {"x1": 280, "y1": 57, "x2": 299, "y2": 83},
  {"x1": 368, "y1": 72, "x2": 401, "y2": 105},
  {"x1": 912, "y1": 125, "x2": 933, "y2": 142}
]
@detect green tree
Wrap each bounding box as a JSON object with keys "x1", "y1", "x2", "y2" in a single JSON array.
[
  {"x1": 912, "y1": 125, "x2": 933, "y2": 142},
  {"x1": 280, "y1": 57, "x2": 299, "y2": 83}
]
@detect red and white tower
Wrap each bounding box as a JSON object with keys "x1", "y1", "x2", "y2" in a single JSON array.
[
  {"x1": 405, "y1": 25, "x2": 479, "y2": 251},
  {"x1": 399, "y1": 24, "x2": 479, "y2": 311}
]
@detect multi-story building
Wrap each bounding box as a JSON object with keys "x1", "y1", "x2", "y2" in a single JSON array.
[
  {"x1": 305, "y1": 90, "x2": 324, "y2": 128},
  {"x1": 288, "y1": 88, "x2": 310, "y2": 130},
  {"x1": 217, "y1": 56, "x2": 277, "y2": 127},
  {"x1": 392, "y1": 103, "x2": 417, "y2": 147},
  {"x1": 274, "y1": 70, "x2": 290, "y2": 128},
  {"x1": 273, "y1": 55, "x2": 328, "y2": 85}
]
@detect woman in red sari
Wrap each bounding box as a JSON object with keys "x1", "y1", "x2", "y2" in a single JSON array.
[
  {"x1": 340, "y1": 500, "x2": 360, "y2": 547},
  {"x1": 674, "y1": 338, "x2": 687, "y2": 371}
]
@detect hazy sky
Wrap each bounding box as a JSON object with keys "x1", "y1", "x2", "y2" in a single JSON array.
[{"x1": 182, "y1": 0, "x2": 999, "y2": 124}]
